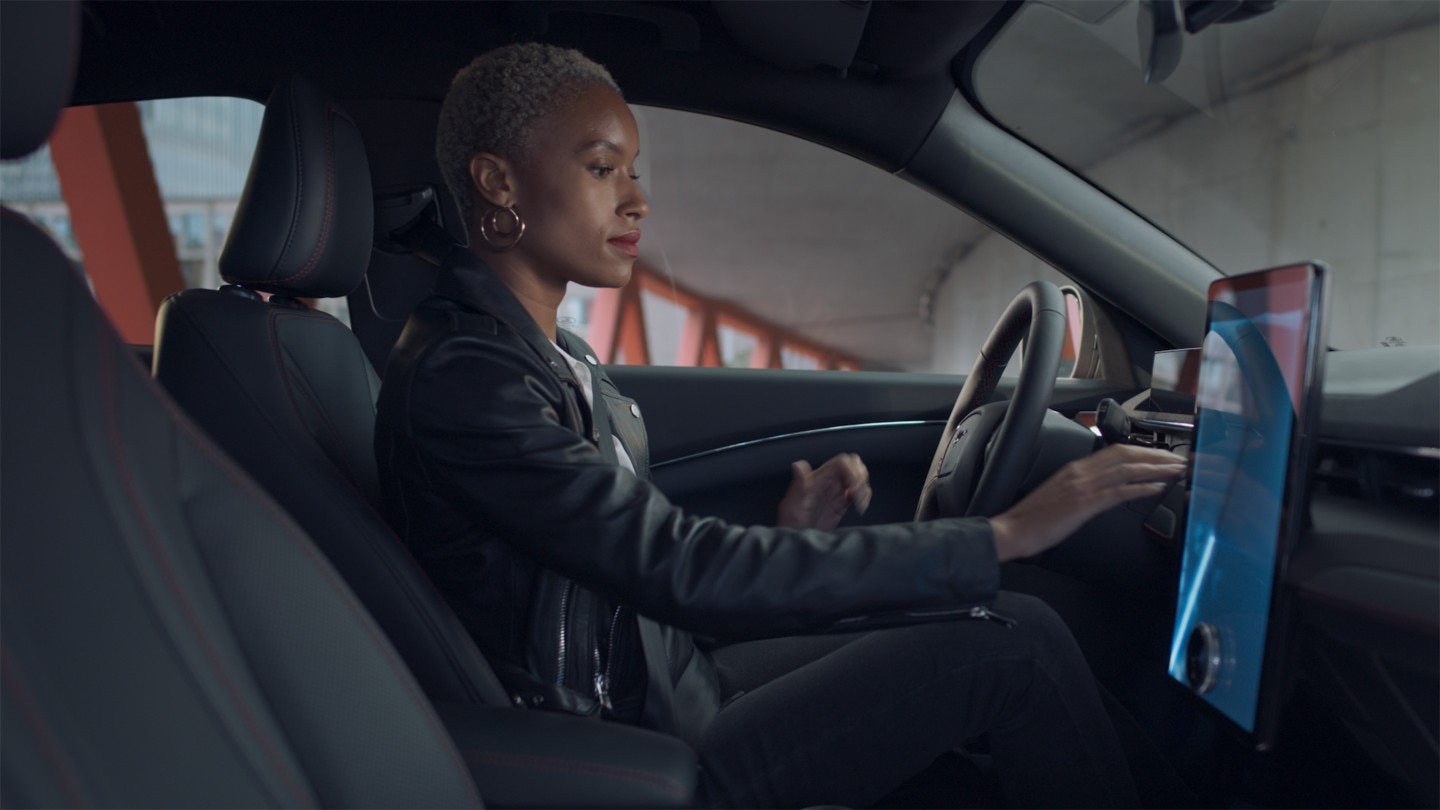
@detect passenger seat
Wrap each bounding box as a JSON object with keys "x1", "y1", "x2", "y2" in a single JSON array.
[
  {"x1": 0, "y1": 9, "x2": 480, "y2": 805},
  {"x1": 152, "y1": 75, "x2": 508, "y2": 708}
]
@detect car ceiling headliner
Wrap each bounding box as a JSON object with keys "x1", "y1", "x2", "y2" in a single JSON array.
[{"x1": 73, "y1": 1, "x2": 1006, "y2": 172}]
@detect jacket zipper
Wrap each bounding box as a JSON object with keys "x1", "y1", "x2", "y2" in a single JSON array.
[
  {"x1": 555, "y1": 358, "x2": 619, "y2": 702},
  {"x1": 968, "y1": 605, "x2": 1017, "y2": 628},
  {"x1": 592, "y1": 605, "x2": 624, "y2": 711},
  {"x1": 830, "y1": 604, "x2": 1022, "y2": 631},
  {"x1": 556, "y1": 580, "x2": 576, "y2": 686}
]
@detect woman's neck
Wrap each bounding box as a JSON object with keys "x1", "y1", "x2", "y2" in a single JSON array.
[{"x1": 481, "y1": 251, "x2": 564, "y2": 342}]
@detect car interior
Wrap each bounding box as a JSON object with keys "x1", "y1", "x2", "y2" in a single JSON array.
[{"x1": 3, "y1": 1, "x2": 1437, "y2": 808}]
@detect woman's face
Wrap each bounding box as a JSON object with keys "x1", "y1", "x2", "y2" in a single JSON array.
[{"x1": 508, "y1": 82, "x2": 648, "y2": 290}]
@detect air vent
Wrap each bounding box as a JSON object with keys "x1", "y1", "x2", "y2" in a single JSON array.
[{"x1": 1314, "y1": 443, "x2": 1440, "y2": 516}]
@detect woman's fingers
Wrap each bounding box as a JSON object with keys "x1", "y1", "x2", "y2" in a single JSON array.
[
  {"x1": 832, "y1": 453, "x2": 873, "y2": 515},
  {"x1": 831, "y1": 453, "x2": 873, "y2": 515},
  {"x1": 777, "y1": 453, "x2": 874, "y2": 529},
  {"x1": 1071, "y1": 447, "x2": 1185, "y2": 514},
  {"x1": 990, "y1": 444, "x2": 1187, "y2": 561}
]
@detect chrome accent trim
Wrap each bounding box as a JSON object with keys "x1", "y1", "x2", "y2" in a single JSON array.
[
  {"x1": 556, "y1": 580, "x2": 574, "y2": 686},
  {"x1": 967, "y1": 606, "x2": 1017, "y2": 628},
  {"x1": 1133, "y1": 417, "x2": 1196, "y2": 433},
  {"x1": 1187, "y1": 622, "x2": 1221, "y2": 695},
  {"x1": 652, "y1": 420, "x2": 944, "y2": 469}
]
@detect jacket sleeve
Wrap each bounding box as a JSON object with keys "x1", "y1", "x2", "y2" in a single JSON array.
[{"x1": 405, "y1": 326, "x2": 1001, "y2": 639}]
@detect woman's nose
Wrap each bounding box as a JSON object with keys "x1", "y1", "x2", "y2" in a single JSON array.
[{"x1": 623, "y1": 177, "x2": 649, "y2": 221}]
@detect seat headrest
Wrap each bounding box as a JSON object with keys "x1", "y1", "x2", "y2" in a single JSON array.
[
  {"x1": 220, "y1": 76, "x2": 374, "y2": 299},
  {"x1": 1, "y1": 1, "x2": 80, "y2": 160}
]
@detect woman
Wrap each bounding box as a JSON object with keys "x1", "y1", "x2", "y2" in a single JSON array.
[{"x1": 375, "y1": 43, "x2": 1185, "y2": 808}]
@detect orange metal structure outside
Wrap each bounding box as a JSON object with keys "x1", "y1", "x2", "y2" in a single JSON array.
[
  {"x1": 591, "y1": 261, "x2": 862, "y2": 370},
  {"x1": 49, "y1": 102, "x2": 183, "y2": 345}
]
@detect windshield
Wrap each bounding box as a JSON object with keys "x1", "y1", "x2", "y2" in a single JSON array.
[{"x1": 975, "y1": 0, "x2": 1439, "y2": 350}]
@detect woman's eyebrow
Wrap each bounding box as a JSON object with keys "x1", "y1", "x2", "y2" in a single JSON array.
[{"x1": 575, "y1": 139, "x2": 638, "y2": 159}]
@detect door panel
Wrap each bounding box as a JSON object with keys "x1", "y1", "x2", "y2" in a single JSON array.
[
  {"x1": 653, "y1": 422, "x2": 943, "y2": 527},
  {"x1": 610, "y1": 365, "x2": 1138, "y2": 527},
  {"x1": 609, "y1": 365, "x2": 1132, "y2": 463}
]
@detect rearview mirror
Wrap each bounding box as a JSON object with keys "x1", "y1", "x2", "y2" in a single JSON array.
[
  {"x1": 1138, "y1": 0, "x2": 1183, "y2": 84},
  {"x1": 1138, "y1": 0, "x2": 1281, "y2": 84}
]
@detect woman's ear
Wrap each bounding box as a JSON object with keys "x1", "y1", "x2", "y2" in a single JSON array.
[{"x1": 469, "y1": 153, "x2": 514, "y2": 209}]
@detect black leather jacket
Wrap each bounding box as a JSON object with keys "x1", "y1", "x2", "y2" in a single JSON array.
[{"x1": 375, "y1": 252, "x2": 1003, "y2": 742}]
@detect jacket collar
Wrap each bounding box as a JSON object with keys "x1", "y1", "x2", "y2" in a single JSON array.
[{"x1": 432, "y1": 249, "x2": 576, "y2": 379}]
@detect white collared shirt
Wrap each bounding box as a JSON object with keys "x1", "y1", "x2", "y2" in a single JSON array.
[{"x1": 551, "y1": 341, "x2": 636, "y2": 476}]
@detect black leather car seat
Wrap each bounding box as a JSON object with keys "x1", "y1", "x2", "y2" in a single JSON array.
[
  {"x1": 152, "y1": 75, "x2": 509, "y2": 708},
  {"x1": 0, "y1": 7, "x2": 482, "y2": 806},
  {"x1": 2, "y1": 7, "x2": 697, "y2": 807}
]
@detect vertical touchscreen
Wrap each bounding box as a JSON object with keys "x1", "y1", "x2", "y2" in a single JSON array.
[{"x1": 1168, "y1": 263, "x2": 1327, "y2": 741}]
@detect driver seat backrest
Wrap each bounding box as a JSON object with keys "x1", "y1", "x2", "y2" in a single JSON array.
[
  {"x1": 0, "y1": 7, "x2": 482, "y2": 806},
  {"x1": 152, "y1": 74, "x2": 509, "y2": 708}
]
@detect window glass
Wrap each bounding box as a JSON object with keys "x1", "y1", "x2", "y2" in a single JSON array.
[
  {"x1": 0, "y1": 146, "x2": 77, "y2": 255},
  {"x1": 717, "y1": 323, "x2": 759, "y2": 369},
  {"x1": 781, "y1": 347, "x2": 821, "y2": 371},
  {"x1": 558, "y1": 105, "x2": 1065, "y2": 373},
  {"x1": 974, "y1": 0, "x2": 1440, "y2": 348},
  {"x1": 638, "y1": 290, "x2": 688, "y2": 364},
  {"x1": 140, "y1": 97, "x2": 261, "y2": 295}
]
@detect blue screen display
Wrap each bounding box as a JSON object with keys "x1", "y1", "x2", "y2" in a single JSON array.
[{"x1": 1168, "y1": 265, "x2": 1318, "y2": 734}]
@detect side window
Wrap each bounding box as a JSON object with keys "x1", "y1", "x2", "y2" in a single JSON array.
[
  {"x1": 559, "y1": 106, "x2": 1077, "y2": 375},
  {"x1": 1, "y1": 145, "x2": 80, "y2": 255},
  {"x1": 139, "y1": 97, "x2": 263, "y2": 292},
  {"x1": 0, "y1": 97, "x2": 350, "y2": 334}
]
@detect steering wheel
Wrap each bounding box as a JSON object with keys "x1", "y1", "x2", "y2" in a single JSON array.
[{"x1": 916, "y1": 281, "x2": 1068, "y2": 520}]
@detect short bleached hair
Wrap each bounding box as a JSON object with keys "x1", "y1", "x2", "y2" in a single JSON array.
[{"x1": 436, "y1": 43, "x2": 622, "y2": 234}]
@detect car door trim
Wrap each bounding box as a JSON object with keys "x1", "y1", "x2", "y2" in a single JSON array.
[{"x1": 651, "y1": 420, "x2": 945, "y2": 469}]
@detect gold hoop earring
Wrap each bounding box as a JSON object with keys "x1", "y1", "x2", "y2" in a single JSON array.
[{"x1": 479, "y1": 205, "x2": 525, "y2": 252}]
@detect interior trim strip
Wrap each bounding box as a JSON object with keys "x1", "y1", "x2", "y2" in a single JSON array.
[
  {"x1": 1133, "y1": 417, "x2": 1195, "y2": 433},
  {"x1": 1319, "y1": 438, "x2": 1440, "y2": 460},
  {"x1": 652, "y1": 420, "x2": 944, "y2": 469}
]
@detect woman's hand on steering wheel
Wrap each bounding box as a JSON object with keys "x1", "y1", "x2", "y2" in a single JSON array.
[
  {"x1": 988, "y1": 444, "x2": 1187, "y2": 562},
  {"x1": 778, "y1": 453, "x2": 873, "y2": 531}
]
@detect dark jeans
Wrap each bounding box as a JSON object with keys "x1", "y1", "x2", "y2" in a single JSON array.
[{"x1": 694, "y1": 591, "x2": 1138, "y2": 808}]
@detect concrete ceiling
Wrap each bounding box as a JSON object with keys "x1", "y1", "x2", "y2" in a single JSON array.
[{"x1": 977, "y1": 0, "x2": 1439, "y2": 169}]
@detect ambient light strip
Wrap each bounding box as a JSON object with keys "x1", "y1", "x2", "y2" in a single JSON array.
[{"x1": 652, "y1": 421, "x2": 944, "y2": 469}]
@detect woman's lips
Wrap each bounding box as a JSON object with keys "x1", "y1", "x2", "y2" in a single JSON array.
[{"x1": 608, "y1": 231, "x2": 641, "y2": 258}]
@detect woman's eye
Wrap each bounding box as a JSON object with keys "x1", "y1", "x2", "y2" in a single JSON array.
[
  {"x1": 629, "y1": 174, "x2": 641, "y2": 182},
  {"x1": 591, "y1": 165, "x2": 615, "y2": 178}
]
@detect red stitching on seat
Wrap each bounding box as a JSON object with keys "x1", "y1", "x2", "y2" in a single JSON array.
[
  {"x1": 228, "y1": 99, "x2": 338, "y2": 287},
  {"x1": 0, "y1": 647, "x2": 93, "y2": 808},
  {"x1": 97, "y1": 335, "x2": 315, "y2": 807},
  {"x1": 145, "y1": 345, "x2": 483, "y2": 807},
  {"x1": 278, "y1": 102, "x2": 338, "y2": 285}
]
